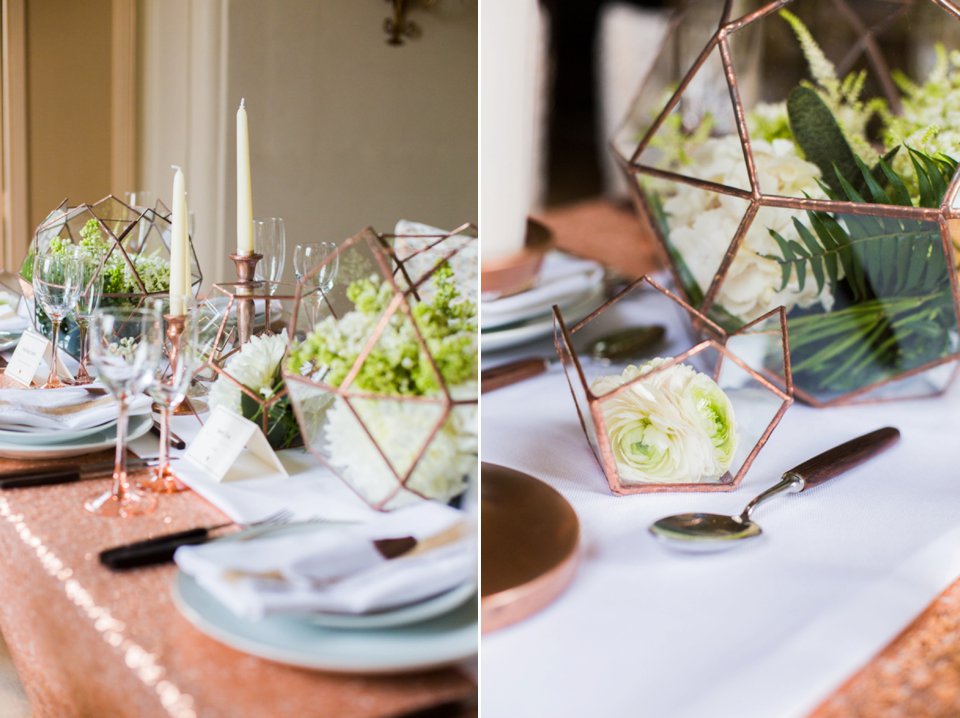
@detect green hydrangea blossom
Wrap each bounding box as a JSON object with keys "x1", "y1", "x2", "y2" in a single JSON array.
[
  {"x1": 287, "y1": 263, "x2": 477, "y2": 397},
  {"x1": 41, "y1": 218, "x2": 170, "y2": 298}
]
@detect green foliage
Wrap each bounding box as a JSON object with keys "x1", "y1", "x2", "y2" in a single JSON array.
[
  {"x1": 787, "y1": 86, "x2": 861, "y2": 196},
  {"x1": 764, "y1": 148, "x2": 958, "y2": 392},
  {"x1": 239, "y1": 373, "x2": 302, "y2": 450},
  {"x1": 287, "y1": 263, "x2": 477, "y2": 397}
]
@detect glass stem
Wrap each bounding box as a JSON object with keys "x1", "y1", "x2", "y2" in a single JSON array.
[
  {"x1": 48, "y1": 318, "x2": 61, "y2": 385},
  {"x1": 158, "y1": 404, "x2": 171, "y2": 474},
  {"x1": 76, "y1": 321, "x2": 91, "y2": 382},
  {"x1": 113, "y1": 396, "x2": 129, "y2": 500}
]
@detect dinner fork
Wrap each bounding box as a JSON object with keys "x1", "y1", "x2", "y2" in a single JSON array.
[{"x1": 99, "y1": 509, "x2": 296, "y2": 570}]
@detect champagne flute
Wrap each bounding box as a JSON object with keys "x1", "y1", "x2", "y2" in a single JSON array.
[
  {"x1": 294, "y1": 241, "x2": 339, "y2": 325},
  {"x1": 142, "y1": 298, "x2": 200, "y2": 494},
  {"x1": 72, "y1": 253, "x2": 104, "y2": 385},
  {"x1": 84, "y1": 307, "x2": 162, "y2": 517},
  {"x1": 33, "y1": 252, "x2": 83, "y2": 389},
  {"x1": 254, "y1": 218, "x2": 286, "y2": 285}
]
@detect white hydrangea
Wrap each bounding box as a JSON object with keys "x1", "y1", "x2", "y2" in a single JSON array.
[
  {"x1": 209, "y1": 331, "x2": 288, "y2": 411},
  {"x1": 659, "y1": 134, "x2": 832, "y2": 322},
  {"x1": 324, "y1": 382, "x2": 477, "y2": 508}
]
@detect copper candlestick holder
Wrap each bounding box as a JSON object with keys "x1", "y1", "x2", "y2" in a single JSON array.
[
  {"x1": 142, "y1": 313, "x2": 190, "y2": 494},
  {"x1": 231, "y1": 252, "x2": 263, "y2": 345}
]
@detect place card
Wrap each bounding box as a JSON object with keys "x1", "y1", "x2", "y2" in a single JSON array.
[
  {"x1": 4, "y1": 330, "x2": 49, "y2": 386},
  {"x1": 183, "y1": 405, "x2": 287, "y2": 482}
]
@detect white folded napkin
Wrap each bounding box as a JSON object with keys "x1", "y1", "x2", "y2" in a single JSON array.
[
  {"x1": 175, "y1": 501, "x2": 474, "y2": 620},
  {"x1": 480, "y1": 251, "x2": 604, "y2": 328},
  {"x1": 0, "y1": 291, "x2": 27, "y2": 333},
  {"x1": 0, "y1": 387, "x2": 152, "y2": 432}
]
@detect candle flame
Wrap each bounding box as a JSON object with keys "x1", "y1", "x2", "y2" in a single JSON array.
[
  {"x1": 240, "y1": 97, "x2": 246, "y2": 109},
  {"x1": 171, "y1": 164, "x2": 182, "y2": 173}
]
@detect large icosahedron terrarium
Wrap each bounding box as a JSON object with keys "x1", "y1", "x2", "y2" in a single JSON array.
[
  {"x1": 283, "y1": 224, "x2": 478, "y2": 511},
  {"x1": 614, "y1": 0, "x2": 960, "y2": 406}
]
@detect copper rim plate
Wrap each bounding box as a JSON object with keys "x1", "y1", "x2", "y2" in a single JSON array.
[{"x1": 481, "y1": 463, "x2": 579, "y2": 633}]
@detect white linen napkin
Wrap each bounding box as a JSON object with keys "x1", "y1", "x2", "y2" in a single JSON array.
[
  {"x1": 0, "y1": 387, "x2": 151, "y2": 431},
  {"x1": 174, "y1": 501, "x2": 474, "y2": 619},
  {"x1": 480, "y1": 251, "x2": 604, "y2": 328},
  {"x1": 0, "y1": 291, "x2": 27, "y2": 333}
]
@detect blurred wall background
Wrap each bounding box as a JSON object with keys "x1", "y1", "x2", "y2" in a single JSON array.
[{"x1": 8, "y1": 0, "x2": 477, "y2": 288}]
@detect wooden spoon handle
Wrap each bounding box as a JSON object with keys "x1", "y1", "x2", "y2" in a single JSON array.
[
  {"x1": 786, "y1": 427, "x2": 900, "y2": 490},
  {"x1": 481, "y1": 357, "x2": 549, "y2": 393}
]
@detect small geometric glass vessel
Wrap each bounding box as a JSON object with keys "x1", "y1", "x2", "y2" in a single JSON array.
[
  {"x1": 204, "y1": 281, "x2": 306, "y2": 451},
  {"x1": 554, "y1": 276, "x2": 793, "y2": 494},
  {"x1": 613, "y1": 0, "x2": 960, "y2": 406},
  {"x1": 18, "y1": 195, "x2": 201, "y2": 357},
  {"x1": 283, "y1": 224, "x2": 479, "y2": 511}
]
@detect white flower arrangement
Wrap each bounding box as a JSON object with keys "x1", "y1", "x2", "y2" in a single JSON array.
[
  {"x1": 209, "y1": 331, "x2": 289, "y2": 412},
  {"x1": 323, "y1": 383, "x2": 478, "y2": 508},
  {"x1": 591, "y1": 360, "x2": 738, "y2": 484},
  {"x1": 659, "y1": 134, "x2": 832, "y2": 321}
]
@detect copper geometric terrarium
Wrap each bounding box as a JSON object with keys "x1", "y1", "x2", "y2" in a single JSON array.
[
  {"x1": 204, "y1": 280, "x2": 308, "y2": 450},
  {"x1": 19, "y1": 195, "x2": 202, "y2": 356},
  {"x1": 613, "y1": 0, "x2": 960, "y2": 406},
  {"x1": 554, "y1": 276, "x2": 793, "y2": 494},
  {"x1": 283, "y1": 223, "x2": 478, "y2": 511}
]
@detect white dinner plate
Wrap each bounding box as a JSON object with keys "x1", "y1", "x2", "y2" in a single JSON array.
[
  {"x1": 480, "y1": 284, "x2": 605, "y2": 353},
  {"x1": 304, "y1": 579, "x2": 476, "y2": 630},
  {"x1": 0, "y1": 418, "x2": 118, "y2": 445},
  {"x1": 0, "y1": 413, "x2": 151, "y2": 459},
  {"x1": 173, "y1": 572, "x2": 478, "y2": 674}
]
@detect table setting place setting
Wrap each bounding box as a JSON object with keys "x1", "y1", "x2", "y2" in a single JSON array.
[
  {"x1": 0, "y1": 97, "x2": 478, "y2": 718},
  {"x1": 479, "y1": 2, "x2": 960, "y2": 717}
]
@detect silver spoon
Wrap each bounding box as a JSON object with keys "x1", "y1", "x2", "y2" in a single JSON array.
[{"x1": 649, "y1": 427, "x2": 900, "y2": 552}]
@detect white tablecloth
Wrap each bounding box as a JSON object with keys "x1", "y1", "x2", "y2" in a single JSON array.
[{"x1": 480, "y1": 287, "x2": 960, "y2": 718}]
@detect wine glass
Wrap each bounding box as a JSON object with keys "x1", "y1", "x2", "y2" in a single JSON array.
[
  {"x1": 33, "y1": 251, "x2": 83, "y2": 389},
  {"x1": 294, "y1": 242, "x2": 339, "y2": 325},
  {"x1": 254, "y1": 218, "x2": 286, "y2": 285},
  {"x1": 84, "y1": 307, "x2": 163, "y2": 517},
  {"x1": 72, "y1": 253, "x2": 104, "y2": 385},
  {"x1": 142, "y1": 298, "x2": 200, "y2": 494}
]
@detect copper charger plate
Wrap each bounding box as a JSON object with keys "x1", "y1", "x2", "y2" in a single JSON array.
[
  {"x1": 481, "y1": 463, "x2": 580, "y2": 633},
  {"x1": 480, "y1": 218, "x2": 553, "y2": 298}
]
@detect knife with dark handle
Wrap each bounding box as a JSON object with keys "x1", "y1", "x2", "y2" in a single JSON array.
[
  {"x1": 481, "y1": 325, "x2": 666, "y2": 393},
  {"x1": 0, "y1": 457, "x2": 160, "y2": 490},
  {"x1": 150, "y1": 421, "x2": 186, "y2": 450},
  {"x1": 100, "y1": 525, "x2": 415, "y2": 571}
]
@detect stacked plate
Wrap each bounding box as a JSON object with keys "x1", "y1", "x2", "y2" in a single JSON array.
[
  {"x1": 481, "y1": 251, "x2": 604, "y2": 352},
  {"x1": 0, "y1": 289, "x2": 29, "y2": 352},
  {"x1": 0, "y1": 389, "x2": 152, "y2": 459},
  {"x1": 173, "y1": 522, "x2": 478, "y2": 674}
]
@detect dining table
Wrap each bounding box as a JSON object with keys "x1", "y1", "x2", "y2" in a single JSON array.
[
  {"x1": 0, "y1": 385, "x2": 475, "y2": 718},
  {"x1": 480, "y1": 261, "x2": 960, "y2": 718}
]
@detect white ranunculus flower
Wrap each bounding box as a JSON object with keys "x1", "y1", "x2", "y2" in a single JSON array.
[
  {"x1": 209, "y1": 330, "x2": 288, "y2": 413},
  {"x1": 659, "y1": 134, "x2": 832, "y2": 322},
  {"x1": 324, "y1": 382, "x2": 477, "y2": 508},
  {"x1": 591, "y1": 361, "x2": 738, "y2": 485}
]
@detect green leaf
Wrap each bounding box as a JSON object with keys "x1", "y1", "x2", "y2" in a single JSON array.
[{"x1": 787, "y1": 86, "x2": 860, "y2": 196}]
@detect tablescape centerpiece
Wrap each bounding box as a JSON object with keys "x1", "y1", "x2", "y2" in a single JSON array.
[
  {"x1": 554, "y1": 276, "x2": 792, "y2": 494},
  {"x1": 205, "y1": 282, "x2": 307, "y2": 451},
  {"x1": 282, "y1": 224, "x2": 479, "y2": 511},
  {"x1": 18, "y1": 195, "x2": 201, "y2": 376},
  {"x1": 613, "y1": 0, "x2": 960, "y2": 406}
]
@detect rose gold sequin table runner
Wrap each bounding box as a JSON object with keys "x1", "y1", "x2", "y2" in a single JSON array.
[
  {"x1": 0, "y1": 465, "x2": 473, "y2": 718},
  {"x1": 810, "y1": 577, "x2": 960, "y2": 717}
]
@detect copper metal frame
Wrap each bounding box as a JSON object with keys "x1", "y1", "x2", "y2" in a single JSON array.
[
  {"x1": 203, "y1": 281, "x2": 302, "y2": 440},
  {"x1": 22, "y1": 194, "x2": 202, "y2": 305},
  {"x1": 282, "y1": 223, "x2": 478, "y2": 511},
  {"x1": 554, "y1": 275, "x2": 793, "y2": 494},
  {"x1": 612, "y1": 0, "x2": 960, "y2": 407}
]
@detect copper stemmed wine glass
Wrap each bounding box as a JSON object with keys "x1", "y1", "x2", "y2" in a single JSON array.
[
  {"x1": 32, "y1": 251, "x2": 83, "y2": 388},
  {"x1": 141, "y1": 297, "x2": 200, "y2": 494},
  {"x1": 83, "y1": 306, "x2": 163, "y2": 517},
  {"x1": 72, "y1": 253, "x2": 104, "y2": 385}
]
